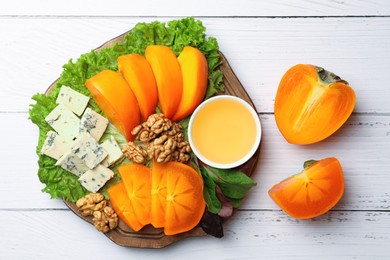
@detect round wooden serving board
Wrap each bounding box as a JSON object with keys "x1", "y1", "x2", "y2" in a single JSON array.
[{"x1": 45, "y1": 30, "x2": 261, "y2": 248}]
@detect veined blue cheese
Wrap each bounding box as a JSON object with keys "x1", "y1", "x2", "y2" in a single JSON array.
[
  {"x1": 56, "y1": 86, "x2": 89, "y2": 116},
  {"x1": 41, "y1": 131, "x2": 69, "y2": 160},
  {"x1": 71, "y1": 133, "x2": 108, "y2": 169},
  {"x1": 45, "y1": 104, "x2": 80, "y2": 142},
  {"x1": 78, "y1": 165, "x2": 114, "y2": 193},
  {"x1": 101, "y1": 136, "x2": 123, "y2": 167},
  {"x1": 56, "y1": 150, "x2": 89, "y2": 177},
  {"x1": 79, "y1": 108, "x2": 109, "y2": 141}
]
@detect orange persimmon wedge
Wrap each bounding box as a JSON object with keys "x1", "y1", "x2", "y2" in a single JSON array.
[
  {"x1": 108, "y1": 182, "x2": 144, "y2": 231},
  {"x1": 118, "y1": 164, "x2": 152, "y2": 226},
  {"x1": 118, "y1": 54, "x2": 158, "y2": 121},
  {"x1": 145, "y1": 45, "x2": 183, "y2": 119},
  {"x1": 85, "y1": 70, "x2": 140, "y2": 141},
  {"x1": 172, "y1": 46, "x2": 208, "y2": 122},
  {"x1": 268, "y1": 157, "x2": 344, "y2": 219},
  {"x1": 274, "y1": 64, "x2": 356, "y2": 144},
  {"x1": 162, "y1": 162, "x2": 206, "y2": 235},
  {"x1": 150, "y1": 162, "x2": 167, "y2": 228}
]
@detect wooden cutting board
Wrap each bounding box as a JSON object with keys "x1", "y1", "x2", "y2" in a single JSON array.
[{"x1": 45, "y1": 30, "x2": 261, "y2": 248}]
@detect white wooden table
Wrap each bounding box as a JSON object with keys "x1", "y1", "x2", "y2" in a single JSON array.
[{"x1": 1, "y1": 1, "x2": 390, "y2": 259}]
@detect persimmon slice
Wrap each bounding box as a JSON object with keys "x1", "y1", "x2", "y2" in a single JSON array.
[
  {"x1": 108, "y1": 182, "x2": 144, "y2": 231},
  {"x1": 151, "y1": 162, "x2": 167, "y2": 228},
  {"x1": 118, "y1": 164, "x2": 152, "y2": 226},
  {"x1": 161, "y1": 162, "x2": 206, "y2": 235},
  {"x1": 268, "y1": 157, "x2": 344, "y2": 219}
]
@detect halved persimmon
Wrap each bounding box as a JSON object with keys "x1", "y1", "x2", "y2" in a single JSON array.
[
  {"x1": 268, "y1": 157, "x2": 344, "y2": 219},
  {"x1": 118, "y1": 164, "x2": 152, "y2": 227},
  {"x1": 274, "y1": 64, "x2": 356, "y2": 144},
  {"x1": 108, "y1": 182, "x2": 144, "y2": 231},
  {"x1": 161, "y1": 162, "x2": 206, "y2": 235}
]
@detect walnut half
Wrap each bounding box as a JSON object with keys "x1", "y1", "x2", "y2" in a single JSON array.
[{"x1": 76, "y1": 193, "x2": 118, "y2": 233}]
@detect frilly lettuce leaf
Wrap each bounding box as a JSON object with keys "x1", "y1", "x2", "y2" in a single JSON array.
[{"x1": 29, "y1": 17, "x2": 223, "y2": 202}]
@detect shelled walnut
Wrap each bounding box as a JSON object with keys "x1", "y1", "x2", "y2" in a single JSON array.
[
  {"x1": 92, "y1": 206, "x2": 119, "y2": 233},
  {"x1": 76, "y1": 193, "x2": 107, "y2": 216},
  {"x1": 76, "y1": 193, "x2": 118, "y2": 233},
  {"x1": 122, "y1": 113, "x2": 191, "y2": 164}
]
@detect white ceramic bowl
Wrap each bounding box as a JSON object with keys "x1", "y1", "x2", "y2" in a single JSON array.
[{"x1": 188, "y1": 95, "x2": 262, "y2": 169}]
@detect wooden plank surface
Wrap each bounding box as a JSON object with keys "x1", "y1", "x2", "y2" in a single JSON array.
[
  {"x1": 1, "y1": 0, "x2": 389, "y2": 258},
  {"x1": 1, "y1": 210, "x2": 389, "y2": 258},
  {"x1": 1, "y1": 17, "x2": 389, "y2": 113},
  {"x1": 1, "y1": 0, "x2": 390, "y2": 16},
  {"x1": 2, "y1": 113, "x2": 389, "y2": 211}
]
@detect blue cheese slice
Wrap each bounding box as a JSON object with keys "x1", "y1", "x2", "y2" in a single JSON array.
[
  {"x1": 71, "y1": 133, "x2": 108, "y2": 169},
  {"x1": 41, "y1": 131, "x2": 69, "y2": 160},
  {"x1": 45, "y1": 104, "x2": 80, "y2": 142},
  {"x1": 56, "y1": 150, "x2": 89, "y2": 177},
  {"x1": 79, "y1": 108, "x2": 109, "y2": 141},
  {"x1": 78, "y1": 165, "x2": 114, "y2": 193},
  {"x1": 101, "y1": 136, "x2": 123, "y2": 167},
  {"x1": 56, "y1": 86, "x2": 89, "y2": 116}
]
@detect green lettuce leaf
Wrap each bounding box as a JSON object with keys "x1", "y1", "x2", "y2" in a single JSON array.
[{"x1": 29, "y1": 17, "x2": 224, "y2": 202}]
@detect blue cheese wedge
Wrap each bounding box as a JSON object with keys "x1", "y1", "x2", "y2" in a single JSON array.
[
  {"x1": 71, "y1": 133, "x2": 108, "y2": 169},
  {"x1": 56, "y1": 86, "x2": 89, "y2": 116},
  {"x1": 41, "y1": 131, "x2": 69, "y2": 160},
  {"x1": 101, "y1": 136, "x2": 123, "y2": 167},
  {"x1": 45, "y1": 104, "x2": 80, "y2": 142},
  {"x1": 56, "y1": 150, "x2": 89, "y2": 177},
  {"x1": 79, "y1": 108, "x2": 109, "y2": 141},
  {"x1": 78, "y1": 165, "x2": 114, "y2": 193}
]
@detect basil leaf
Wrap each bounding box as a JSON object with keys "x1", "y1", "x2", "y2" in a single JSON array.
[
  {"x1": 201, "y1": 169, "x2": 222, "y2": 214},
  {"x1": 202, "y1": 165, "x2": 256, "y2": 200}
]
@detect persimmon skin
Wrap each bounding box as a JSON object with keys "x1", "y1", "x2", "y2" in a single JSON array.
[
  {"x1": 118, "y1": 54, "x2": 158, "y2": 122},
  {"x1": 85, "y1": 70, "x2": 140, "y2": 141},
  {"x1": 268, "y1": 157, "x2": 344, "y2": 219},
  {"x1": 274, "y1": 64, "x2": 356, "y2": 144}
]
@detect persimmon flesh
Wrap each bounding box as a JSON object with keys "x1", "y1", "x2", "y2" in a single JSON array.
[
  {"x1": 108, "y1": 182, "x2": 144, "y2": 231},
  {"x1": 274, "y1": 64, "x2": 356, "y2": 144},
  {"x1": 145, "y1": 45, "x2": 183, "y2": 119},
  {"x1": 118, "y1": 54, "x2": 158, "y2": 121},
  {"x1": 118, "y1": 164, "x2": 152, "y2": 226},
  {"x1": 268, "y1": 157, "x2": 344, "y2": 219},
  {"x1": 162, "y1": 162, "x2": 206, "y2": 235},
  {"x1": 85, "y1": 70, "x2": 140, "y2": 141}
]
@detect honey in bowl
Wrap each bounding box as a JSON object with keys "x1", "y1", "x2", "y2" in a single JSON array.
[{"x1": 188, "y1": 95, "x2": 261, "y2": 169}]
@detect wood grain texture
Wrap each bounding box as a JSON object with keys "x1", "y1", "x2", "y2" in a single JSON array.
[
  {"x1": 1, "y1": 0, "x2": 390, "y2": 16},
  {"x1": 2, "y1": 17, "x2": 389, "y2": 113},
  {"x1": 2, "y1": 113, "x2": 389, "y2": 211},
  {"x1": 1, "y1": 210, "x2": 389, "y2": 259},
  {"x1": 1, "y1": 1, "x2": 390, "y2": 257}
]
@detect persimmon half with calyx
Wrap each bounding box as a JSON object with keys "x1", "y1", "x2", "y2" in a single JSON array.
[
  {"x1": 274, "y1": 64, "x2": 356, "y2": 144},
  {"x1": 268, "y1": 157, "x2": 344, "y2": 219},
  {"x1": 85, "y1": 70, "x2": 140, "y2": 141}
]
